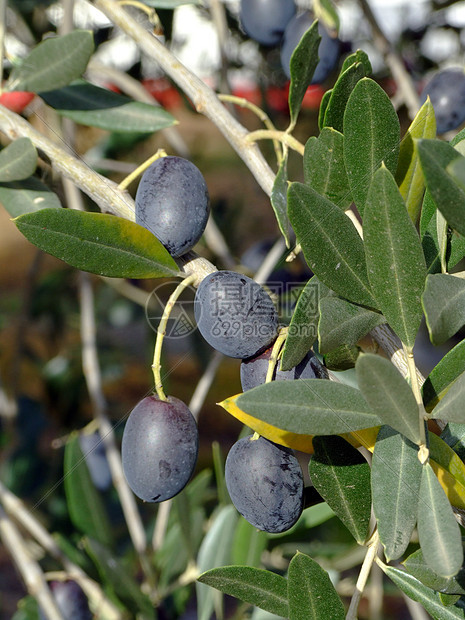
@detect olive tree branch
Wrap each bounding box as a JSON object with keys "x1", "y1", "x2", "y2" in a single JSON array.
[
  {"x1": 93, "y1": 0, "x2": 276, "y2": 197},
  {"x1": 0, "y1": 102, "x2": 135, "y2": 220}
]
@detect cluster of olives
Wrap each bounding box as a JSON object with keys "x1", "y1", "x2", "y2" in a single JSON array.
[
  {"x1": 239, "y1": 0, "x2": 340, "y2": 82},
  {"x1": 121, "y1": 155, "x2": 329, "y2": 534}
]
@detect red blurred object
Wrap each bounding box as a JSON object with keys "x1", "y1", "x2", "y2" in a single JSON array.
[
  {"x1": 301, "y1": 84, "x2": 326, "y2": 109},
  {"x1": 266, "y1": 85, "x2": 289, "y2": 113},
  {"x1": 142, "y1": 78, "x2": 183, "y2": 109},
  {"x1": 0, "y1": 91, "x2": 35, "y2": 113},
  {"x1": 284, "y1": 82, "x2": 326, "y2": 110}
]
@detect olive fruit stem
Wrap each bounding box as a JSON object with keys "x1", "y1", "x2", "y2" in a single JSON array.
[
  {"x1": 245, "y1": 129, "x2": 305, "y2": 156},
  {"x1": 218, "y1": 94, "x2": 283, "y2": 163},
  {"x1": 118, "y1": 148, "x2": 168, "y2": 192},
  {"x1": 346, "y1": 529, "x2": 380, "y2": 620},
  {"x1": 152, "y1": 274, "x2": 197, "y2": 401},
  {"x1": 119, "y1": 0, "x2": 162, "y2": 31},
  {"x1": 403, "y1": 343, "x2": 429, "y2": 464},
  {"x1": 265, "y1": 327, "x2": 288, "y2": 383}
]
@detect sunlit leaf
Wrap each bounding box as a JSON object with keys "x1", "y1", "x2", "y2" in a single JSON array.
[
  {"x1": 396, "y1": 98, "x2": 436, "y2": 223},
  {"x1": 14, "y1": 208, "x2": 180, "y2": 278}
]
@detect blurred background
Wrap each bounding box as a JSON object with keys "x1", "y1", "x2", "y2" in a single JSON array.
[{"x1": 2, "y1": 0, "x2": 465, "y2": 617}]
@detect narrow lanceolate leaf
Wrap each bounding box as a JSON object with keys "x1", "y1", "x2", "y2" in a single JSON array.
[
  {"x1": 0, "y1": 138, "x2": 37, "y2": 182},
  {"x1": 396, "y1": 98, "x2": 436, "y2": 223},
  {"x1": 0, "y1": 178, "x2": 61, "y2": 217},
  {"x1": 431, "y1": 370, "x2": 465, "y2": 424},
  {"x1": 235, "y1": 380, "x2": 381, "y2": 436},
  {"x1": 198, "y1": 566, "x2": 288, "y2": 617},
  {"x1": 288, "y1": 182, "x2": 376, "y2": 308},
  {"x1": 356, "y1": 354, "x2": 421, "y2": 445},
  {"x1": 288, "y1": 21, "x2": 321, "y2": 128},
  {"x1": 418, "y1": 463, "x2": 463, "y2": 578},
  {"x1": 14, "y1": 208, "x2": 180, "y2": 279},
  {"x1": 196, "y1": 506, "x2": 238, "y2": 620},
  {"x1": 422, "y1": 274, "x2": 465, "y2": 345},
  {"x1": 288, "y1": 552, "x2": 345, "y2": 620},
  {"x1": 382, "y1": 565, "x2": 465, "y2": 620},
  {"x1": 343, "y1": 78, "x2": 400, "y2": 217},
  {"x1": 40, "y1": 81, "x2": 176, "y2": 133},
  {"x1": 364, "y1": 165, "x2": 426, "y2": 347},
  {"x1": 64, "y1": 435, "x2": 113, "y2": 548},
  {"x1": 322, "y1": 61, "x2": 366, "y2": 134},
  {"x1": 418, "y1": 139, "x2": 465, "y2": 238},
  {"x1": 318, "y1": 296, "x2": 385, "y2": 354},
  {"x1": 281, "y1": 276, "x2": 328, "y2": 371},
  {"x1": 271, "y1": 153, "x2": 291, "y2": 247},
  {"x1": 404, "y1": 548, "x2": 465, "y2": 596},
  {"x1": 309, "y1": 436, "x2": 371, "y2": 543},
  {"x1": 10, "y1": 30, "x2": 94, "y2": 93},
  {"x1": 372, "y1": 427, "x2": 422, "y2": 561},
  {"x1": 303, "y1": 128, "x2": 352, "y2": 209}
]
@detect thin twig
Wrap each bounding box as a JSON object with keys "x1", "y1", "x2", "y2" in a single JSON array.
[
  {"x1": 0, "y1": 103, "x2": 136, "y2": 219},
  {"x1": 0, "y1": 481, "x2": 121, "y2": 618},
  {"x1": 63, "y1": 165, "x2": 152, "y2": 579},
  {"x1": 346, "y1": 531, "x2": 380, "y2": 620},
  {"x1": 0, "y1": 505, "x2": 64, "y2": 620},
  {"x1": 246, "y1": 129, "x2": 305, "y2": 156}
]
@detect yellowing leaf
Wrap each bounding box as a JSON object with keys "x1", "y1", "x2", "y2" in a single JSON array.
[
  {"x1": 219, "y1": 394, "x2": 314, "y2": 453},
  {"x1": 220, "y1": 396, "x2": 465, "y2": 510}
]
